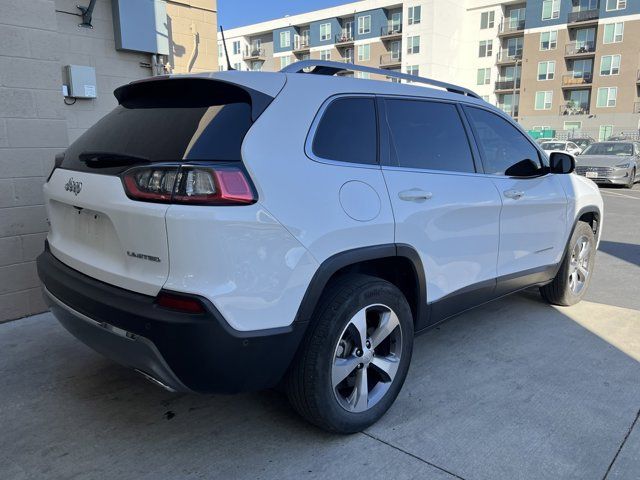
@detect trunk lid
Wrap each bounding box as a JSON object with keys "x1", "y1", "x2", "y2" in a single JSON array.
[{"x1": 45, "y1": 73, "x2": 284, "y2": 296}]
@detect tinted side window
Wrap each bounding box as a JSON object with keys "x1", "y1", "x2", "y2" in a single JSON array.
[
  {"x1": 312, "y1": 97, "x2": 377, "y2": 165},
  {"x1": 465, "y1": 107, "x2": 542, "y2": 175},
  {"x1": 384, "y1": 99, "x2": 475, "y2": 172}
]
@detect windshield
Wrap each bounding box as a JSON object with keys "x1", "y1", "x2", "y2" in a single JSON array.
[
  {"x1": 573, "y1": 139, "x2": 591, "y2": 148},
  {"x1": 583, "y1": 143, "x2": 633, "y2": 156},
  {"x1": 541, "y1": 142, "x2": 566, "y2": 151}
]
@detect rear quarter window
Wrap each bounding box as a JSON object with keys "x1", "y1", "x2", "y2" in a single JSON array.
[{"x1": 311, "y1": 97, "x2": 377, "y2": 165}]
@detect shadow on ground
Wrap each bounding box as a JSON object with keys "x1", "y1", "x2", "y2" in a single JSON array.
[
  {"x1": 598, "y1": 240, "x2": 640, "y2": 267},
  {"x1": 0, "y1": 293, "x2": 638, "y2": 480}
]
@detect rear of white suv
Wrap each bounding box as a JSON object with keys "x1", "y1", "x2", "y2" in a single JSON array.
[{"x1": 38, "y1": 72, "x2": 318, "y2": 394}]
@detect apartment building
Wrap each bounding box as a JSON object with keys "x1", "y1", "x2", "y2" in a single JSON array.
[{"x1": 218, "y1": 0, "x2": 639, "y2": 139}]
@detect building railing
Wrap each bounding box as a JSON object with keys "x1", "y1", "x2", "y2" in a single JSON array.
[
  {"x1": 495, "y1": 78, "x2": 521, "y2": 90},
  {"x1": 562, "y1": 73, "x2": 593, "y2": 86},
  {"x1": 496, "y1": 49, "x2": 522, "y2": 63},
  {"x1": 560, "y1": 103, "x2": 590, "y2": 115},
  {"x1": 568, "y1": 9, "x2": 599, "y2": 24},
  {"x1": 335, "y1": 31, "x2": 354, "y2": 44},
  {"x1": 381, "y1": 23, "x2": 402, "y2": 37},
  {"x1": 293, "y1": 37, "x2": 310, "y2": 51},
  {"x1": 634, "y1": 102, "x2": 640, "y2": 114},
  {"x1": 498, "y1": 19, "x2": 526, "y2": 34},
  {"x1": 565, "y1": 41, "x2": 596, "y2": 55},
  {"x1": 498, "y1": 104, "x2": 519, "y2": 117},
  {"x1": 637, "y1": 69, "x2": 640, "y2": 82},
  {"x1": 380, "y1": 52, "x2": 402, "y2": 66},
  {"x1": 243, "y1": 47, "x2": 265, "y2": 59}
]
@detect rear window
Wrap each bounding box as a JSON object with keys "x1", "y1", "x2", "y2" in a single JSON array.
[
  {"x1": 61, "y1": 78, "x2": 268, "y2": 175},
  {"x1": 311, "y1": 97, "x2": 377, "y2": 165},
  {"x1": 541, "y1": 142, "x2": 566, "y2": 151}
]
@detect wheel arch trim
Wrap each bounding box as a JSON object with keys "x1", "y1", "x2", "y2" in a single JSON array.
[{"x1": 293, "y1": 244, "x2": 428, "y2": 327}]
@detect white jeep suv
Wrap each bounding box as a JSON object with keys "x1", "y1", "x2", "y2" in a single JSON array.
[{"x1": 38, "y1": 61, "x2": 603, "y2": 433}]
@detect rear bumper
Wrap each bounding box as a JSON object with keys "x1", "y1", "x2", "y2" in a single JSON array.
[{"x1": 37, "y1": 248, "x2": 308, "y2": 393}]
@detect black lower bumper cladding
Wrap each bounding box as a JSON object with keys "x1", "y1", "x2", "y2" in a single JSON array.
[{"x1": 37, "y1": 247, "x2": 307, "y2": 393}]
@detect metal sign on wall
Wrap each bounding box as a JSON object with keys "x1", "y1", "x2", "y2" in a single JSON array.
[{"x1": 112, "y1": 0, "x2": 170, "y2": 55}]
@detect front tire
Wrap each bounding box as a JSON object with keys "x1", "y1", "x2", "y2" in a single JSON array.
[
  {"x1": 624, "y1": 168, "x2": 636, "y2": 189},
  {"x1": 540, "y1": 221, "x2": 596, "y2": 306},
  {"x1": 286, "y1": 274, "x2": 414, "y2": 433}
]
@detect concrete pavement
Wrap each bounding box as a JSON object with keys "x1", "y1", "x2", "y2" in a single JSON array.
[{"x1": 0, "y1": 188, "x2": 638, "y2": 480}]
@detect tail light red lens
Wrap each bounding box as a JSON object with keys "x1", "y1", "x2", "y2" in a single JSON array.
[
  {"x1": 121, "y1": 164, "x2": 256, "y2": 205},
  {"x1": 156, "y1": 291, "x2": 205, "y2": 314}
]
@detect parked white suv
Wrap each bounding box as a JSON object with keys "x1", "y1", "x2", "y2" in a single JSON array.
[{"x1": 38, "y1": 61, "x2": 603, "y2": 433}]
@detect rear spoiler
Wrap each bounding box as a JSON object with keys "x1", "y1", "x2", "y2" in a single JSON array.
[{"x1": 114, "y1": 76, "x2": 275, "y2": 122}]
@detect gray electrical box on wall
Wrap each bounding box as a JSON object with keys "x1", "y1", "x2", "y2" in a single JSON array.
[
  {"x1": 65, "y1": 65, "x2": 97, "y2": 99},
  {"x1": 112, "y1": 0, "x2": 169, "y2": 55}
]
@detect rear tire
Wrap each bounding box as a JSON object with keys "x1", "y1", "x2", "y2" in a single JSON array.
[
  {"x1": 540, "y1": 221, "x2": 596, "y2": 306},
  {"x1": 286, "y1": 274, "x2": 413, "y2": 433}
]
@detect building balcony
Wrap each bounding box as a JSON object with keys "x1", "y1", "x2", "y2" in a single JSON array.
[
  {"x1": 496, "y1": 49, "x2": 522, "y2": 65},
  {"x1": 495, "y1": 78, "x2": 521, "y2": 92},
  {"x1": 498, "y1": 104, "x2": 519, "y2": 117},
  {"x1": 565, "y1": 41, "x2": 596, "y2": 57},
  {"x1": 498, "y1": 20, "x2": 525, "y2": 36},
  {"x1": 561, "y1": 73, "x2": 593, "y2": 88},
  {"x1": 243, "y1": 47, "x2": 265, "y2": 60},
  {"x1": 560, "y1": 103, "x2": 590, "y2": 116},
  {"x1": 293, "y1": 38, "x2": 310, "y2": 53},
  {"x1": 379, "y1": 52, "x2": 402, "y2": 68},
  {"x1": 567, "y1": 9, "x2": 599, "y2": 25},
  {"x1": 335, "y1": 32, "x2": 354, "y2": 46},
  {"x1": 634, "y1": 102, "x2": 640, "y2": 114},
  {"x1": 380, "y1": 24, "x2": 402, "y2": 40}
]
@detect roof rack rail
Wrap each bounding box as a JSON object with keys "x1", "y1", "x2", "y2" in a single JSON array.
[{"x1": 280, "y1": 60, "x2": 481, "y2": 99}]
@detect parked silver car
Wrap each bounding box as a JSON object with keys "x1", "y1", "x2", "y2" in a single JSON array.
[{"x1": 575, "y1": 142, "x2": 640, "y2": 188}]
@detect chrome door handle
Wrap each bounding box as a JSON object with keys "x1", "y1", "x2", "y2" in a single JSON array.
[
  {"x1": 504, "y1": 189, "x2": 524, "y2": 200},
  {"x1": 398, "y1": 189, "x2": 433, "y2": 202}
]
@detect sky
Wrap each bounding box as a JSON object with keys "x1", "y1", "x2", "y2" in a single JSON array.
[{"x1": 218, "y1": 0, "x2": 355, "y2": 29}]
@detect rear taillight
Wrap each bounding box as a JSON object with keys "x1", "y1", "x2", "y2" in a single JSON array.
[
  {"x1": 156, "y1": 291, "x2": 205, "y2": 314},
  {"x1": 121, "y1": 164, "x2": 256, "y2": 205}
]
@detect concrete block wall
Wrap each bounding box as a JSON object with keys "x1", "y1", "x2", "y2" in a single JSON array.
[{"x1": 0, "y1": 0, "x2": 218, "y2": 322}]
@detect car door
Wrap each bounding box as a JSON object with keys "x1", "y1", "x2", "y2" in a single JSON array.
[
  {"x1": 463, "y1": 106, "x2": 568, "y2": 293},
  {"x1": 379, "y1": 97, "x2": 502, "y2": 327}
]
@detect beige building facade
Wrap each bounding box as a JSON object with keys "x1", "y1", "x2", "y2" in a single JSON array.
[{"x1": 0, "y1": 0, "x2": 218, "y2": 322}]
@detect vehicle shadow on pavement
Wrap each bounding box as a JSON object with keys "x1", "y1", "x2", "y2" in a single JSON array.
[
  {"x1": 598, "y1": 240, "x2": 640, "y2": 267},
  {"x1": 1, "y1": 293, "x2": 639, "y2": 480}
]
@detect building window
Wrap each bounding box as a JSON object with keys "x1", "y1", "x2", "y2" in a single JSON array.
[
  {"x1": 477, "y1": 68, "x2": 491, "y2": 85},
  {"x1": 599, "y1": 125, "x2": 613, "y2": 140},
  {"x1": 319, "y1": 23, "x2": 331, "y2": 41},
  {"x1": 481, "y1": 95, "x2": 490, "y2": 102},
  {"x1": 279, "y1": 31, "x2": 290, "y2": 48},
  {"x1": 606, "y1": 0, "x2": 627, "y2": 11},
  {"x1": 600, "y1": 55, "x2": 621, "y2": 75},
  {"x1": 251, "y1": 61, "x2": 263, "y2": 71},
  {"x1": 406, "y1": 65, "x2": 419, "y2": 77},
  {"x1": 564, "y1": 121, "x2": 582, "y2": 131},
  {"x1": 218, "y1": 43, "x2": 223, "y2": 58},
  {"x1": 478, "y1": 40, "x2": 493, "y2": 57},
  {"x1": 537, "y1": 61, "x2": 555, "y2": 80},
  {"x1": 603, "y1": 23, "x2": 624, "y2": 43},
  {"x1": 358, "y1": 15, "x2": 371, "y2": 34},
  {"x1": 480, "y1": 11, "x2": 495, "y2": 29},
  {"x1": 540, "y1": 31, "x2": 557, "y2": 50},
  {"x1": 391, "y1": 12, "x2": 402, "y2": 30},
  {"x1": 232, "y1": 41, "x2": 241, "y2": 55},
  {"x1": 532, "y1": 126, "x2": 552, "y2": 131},
  {"x1": 233, "y1": 62, "x2": 242, "y2": 71},
  {"x1": 407, "y1": 36, "x2": 420, "y2": 54},
  {"x1": 542, "y1": 0, "x2": 560, "y2": 20},
  {"x1": 319, "y1": 49, "x2": 331, "y2": 61},
  {"x1": 280, "y1": 56, "x2": 291, "y2": 69},
  {"x1": 357, "y1": 44, "x2": 370, "y2": 61},
  {"x1": 596, "y1": 87, "x2": 617, "y2": 107},
  {"x1": 355, "y1": 72, "x2": 371, "y2": 79},
  {"x1": 535, "y1": 91, "x2": 553, "y2": 110},
  {"x1": 302, "y1": 53, "x2": 310, "y2": 61},
  {"x1": 408, "y1": 6, "x2": 421, "y2": 25}
]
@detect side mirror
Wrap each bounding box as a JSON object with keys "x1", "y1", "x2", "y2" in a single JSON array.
[{"x1": 549, "y1": 152, "x2": 575, "y2": 174}]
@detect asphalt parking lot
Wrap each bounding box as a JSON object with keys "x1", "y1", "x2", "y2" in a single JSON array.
[{"x1": 1, "y1": 186, "x2": 639, "y2": 480}]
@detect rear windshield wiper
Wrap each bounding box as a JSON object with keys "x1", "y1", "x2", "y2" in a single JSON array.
[{"x1": 79, "y1": 151, "x2": 150, "y2": 168}]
